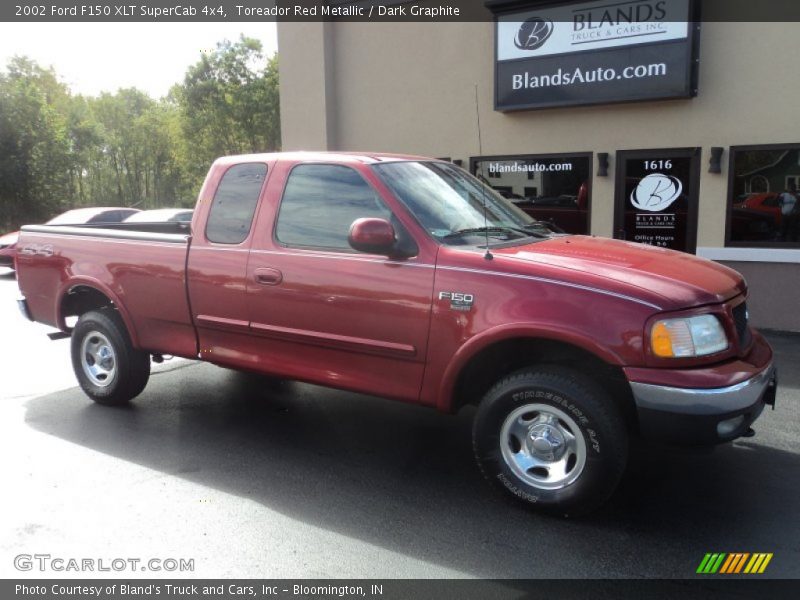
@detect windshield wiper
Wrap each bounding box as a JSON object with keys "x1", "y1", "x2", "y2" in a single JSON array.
[
  {"x1": 443, "y1": 225, "x2": 552, "y2": 241},
  {"x1": 442, "y1": 226, "x2": 518, "y2": 240},
  {"x1": 523, "y1": 221, "x2": 565, "y2": 235}
]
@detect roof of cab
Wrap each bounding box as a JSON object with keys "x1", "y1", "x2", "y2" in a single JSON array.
[{"x1": 213, "y1": 151, "x2": 437, "y2": 166}]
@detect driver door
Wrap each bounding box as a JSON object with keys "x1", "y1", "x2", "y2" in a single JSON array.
[{"x1": 245, "y1": 162, "x2": 436, "y2": 403}]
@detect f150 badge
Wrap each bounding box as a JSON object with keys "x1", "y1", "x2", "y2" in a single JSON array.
[{"x1": 439, "y1": 291, "x2": 474, "y2": 311}]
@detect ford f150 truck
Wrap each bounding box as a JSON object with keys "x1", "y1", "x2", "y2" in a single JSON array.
[{"x1": 15, "y1": 152, "x2": 777, "y2": 516}]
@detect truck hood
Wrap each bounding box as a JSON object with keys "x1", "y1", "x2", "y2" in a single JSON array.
[{"x1": 491, "y1": 236, "x2": 745, "y2": 310}]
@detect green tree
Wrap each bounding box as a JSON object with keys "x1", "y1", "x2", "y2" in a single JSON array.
[
  {"x1": 60, "y1": 89, "x2": 186, "y2": 209},
  {"x1": 89, "y1": 88, "x2": 178, "y2": 207},
  {"x1": 173, "y1": 37, "x2": 280, "y2": 183},
  {"x1": 0, "y1": 57, "x2": 73, "y2": 229},
  {"x1": 64, "y1": 95, "x2": 102, "y2": 204},
  {"x1": 0, "y1": 43, "x2": 280, "y2": 231}
]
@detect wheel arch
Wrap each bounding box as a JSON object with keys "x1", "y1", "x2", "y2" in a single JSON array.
[
  {"x1": 437, "y1": 325, "x2": 636, "y2": 427},
  {"x1": 56, "y1": 277, "x2": 140, "y2": 348}
]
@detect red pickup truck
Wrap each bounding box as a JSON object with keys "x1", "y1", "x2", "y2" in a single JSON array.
[{"x1": 15, "y1": 153, "x2": 777, "y2": 516}]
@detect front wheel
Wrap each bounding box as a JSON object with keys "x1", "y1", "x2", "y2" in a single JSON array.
[
  {"x1": 71, "y1": 309, "x2": 150, "y2": 405},
  {"x1": 473, "y1": 367, "x2": 628, "y2": 516}
]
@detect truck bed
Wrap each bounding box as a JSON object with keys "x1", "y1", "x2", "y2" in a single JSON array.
[{"x1": 16, "y1": 223, "x2": 197, "y2": 359}]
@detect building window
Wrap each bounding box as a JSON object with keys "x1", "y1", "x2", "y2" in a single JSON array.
[
  {"x1": 470, "y1": 153, "x2": 592, "y2": 235},
  {"x1": 727, "y1": 144, "x2": 800, "y2": 247}
]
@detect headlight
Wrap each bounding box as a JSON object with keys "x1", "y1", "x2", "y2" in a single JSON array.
[{"x1": 650, "y1": 315, "x2": 728, "y2": 358}]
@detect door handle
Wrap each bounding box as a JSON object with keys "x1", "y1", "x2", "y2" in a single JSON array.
[{"x1": 254, "y1": 267, "x2": 283, "y2": 286}]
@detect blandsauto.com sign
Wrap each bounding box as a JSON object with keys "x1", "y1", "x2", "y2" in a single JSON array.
[{"x1": 494, "y1": 0, "x2": 700, "y2": 111}]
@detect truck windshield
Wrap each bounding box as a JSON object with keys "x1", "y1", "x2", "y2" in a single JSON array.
[{"x1": 372, "y1": 161, "x2": 553, "y2": 246}]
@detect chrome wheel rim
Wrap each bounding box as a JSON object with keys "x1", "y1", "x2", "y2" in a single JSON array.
[
  {"x1": 500, "y1": 403, "x2": 587, "y2": 490},
  {"x1": 80, "y1": 331, "x2": 117, "y2": 387}
]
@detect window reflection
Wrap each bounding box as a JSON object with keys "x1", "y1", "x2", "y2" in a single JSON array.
[
  {"x1": 729, "y1": 147, "x2": 800, "y2": 246},
  {"x1": 471, "y1": 155, "x2": 591, "y2": 234}
]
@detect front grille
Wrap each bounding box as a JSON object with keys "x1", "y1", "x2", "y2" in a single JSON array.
[{"x1": 733, "y1": 302, "x2": 752, "y2": 349}]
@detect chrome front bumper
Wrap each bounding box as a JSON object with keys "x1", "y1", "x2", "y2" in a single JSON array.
[
  {"x1": 630, "y1": 363, "x2": 777, "y2": 444},
  {"x1": 630, "y1": 363, "x2": 776, "y2": 415}
]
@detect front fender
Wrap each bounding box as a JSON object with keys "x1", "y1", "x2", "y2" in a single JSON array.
[{"x1": 435, "y1": 322, "x2": 626, "y2": 413}]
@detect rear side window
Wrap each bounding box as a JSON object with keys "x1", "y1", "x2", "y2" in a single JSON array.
[
  {"x1": 276, "y1": 164, "x2": 390, "y2": 250},
  {"x1": 206, "y1": 163, "x2": 267, "y2": 244}
]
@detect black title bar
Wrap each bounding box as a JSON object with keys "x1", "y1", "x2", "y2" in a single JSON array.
[
  {"x1": 5, "y1": 579, "x2": 800, "y2": 600},
  {"x1": 2, "y1": 0, "x2": 800, "y2": 22}
]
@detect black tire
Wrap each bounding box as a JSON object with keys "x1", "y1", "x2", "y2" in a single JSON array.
[
  {"x1": 473, "y1": 366, "x2": 627, "y2": 517},
  {"x1": 70, "y1": 308, "x2": 150, "y2": 406}
]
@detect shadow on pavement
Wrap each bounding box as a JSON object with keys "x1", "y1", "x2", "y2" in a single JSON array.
[{"x1": 23, "y1": 351, "x2": 800, "y2": 578}]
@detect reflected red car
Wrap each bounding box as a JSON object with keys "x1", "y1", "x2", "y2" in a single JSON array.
[{"x1": 734, "y1": 193, "x2": 782, "y2": 226}]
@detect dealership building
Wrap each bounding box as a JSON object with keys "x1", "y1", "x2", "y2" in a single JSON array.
[{"x1": 277, "y1": 0, "x2": 800, "y2": 331}]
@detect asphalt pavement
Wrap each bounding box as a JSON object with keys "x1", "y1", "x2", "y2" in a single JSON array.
[{"x1": 1, "y1": 267, "x2": 798, "y2": 579}]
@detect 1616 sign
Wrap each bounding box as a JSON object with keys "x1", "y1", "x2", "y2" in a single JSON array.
[
  {"x1": 491, "y1": 0, "x2": 701, "y2": 111},
  {"x1": 615, "y1": 149, "x2": 701, "y2": 254}
]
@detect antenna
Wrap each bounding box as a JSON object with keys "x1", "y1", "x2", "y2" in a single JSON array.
[{"x1": 474, "y1": 84, "x2": 493, "y2": 260}]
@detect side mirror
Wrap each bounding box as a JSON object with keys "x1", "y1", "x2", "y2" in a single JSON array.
[{"x1": 348, "y1": 218, "x2": 397, "y2": 255}]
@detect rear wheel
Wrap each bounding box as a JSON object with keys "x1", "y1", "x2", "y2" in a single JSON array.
[
  {"x1": 71, "y1": 309, "x2": 150, "y2": 405},
  {"x1": 473, "y1": 366, "x2": 628, "y2": 516}
]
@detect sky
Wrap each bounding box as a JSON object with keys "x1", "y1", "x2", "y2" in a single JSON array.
[{"x1": 0, "y1": 22, "x2": 278, "y2": 98}]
